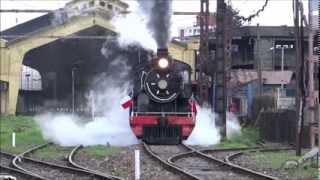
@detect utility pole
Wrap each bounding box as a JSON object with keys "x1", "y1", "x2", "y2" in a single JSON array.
[
  {"x1": 198, "y1": 0, "x2": 210, "y2": 105},
  {"x1": 26, "y1": 73, "x2": 31, "y2": 114},
  {"x1": 307, "y1": 0, "x2": 316, "y2": 148},
  {"x1": 293, "y1": 0, "x2": 303, "y2": 156},
  {"x1": 256, "y1": 24, "x2": 262, "y2": 97},
  {"x1": 298, "y1": 2, "x2": 306, "y2": 156},
  {"x1": 216, "y1": 0, "x2": 227, "y2": 139},
  {"x1": 72, "y1": 67, "x2": 76, "y2": 115}
]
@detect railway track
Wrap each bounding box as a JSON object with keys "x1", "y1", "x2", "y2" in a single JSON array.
[
  {"x1": 68, "y1": 145, "x2": 123, "y2": 180},
  {"x1": 200, "y1": 147, "x2": 260, "y2": 160},
  {"x1": 0, "y1": 151, "x2": 45, "y2": 179},
  {"x1": 11, "y1": 143, "x2": 120, "y2": 180},
  {"x1": 143, "y1": 142, "x2": 281, "y2": 180},
  {"x1": 225, "y1": 147, "x2": 295, "y2": 172},
  {"x1": 142, "y1": 142, "x2": 199, "y2": 180},
  {"x1": 180, "y1": 145, "x2": 280, "y2": 180}
]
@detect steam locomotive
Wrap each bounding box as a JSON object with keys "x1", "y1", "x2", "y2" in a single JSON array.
[{"x1": 129, "y1": 49, "x2": 196, "y2": 144}]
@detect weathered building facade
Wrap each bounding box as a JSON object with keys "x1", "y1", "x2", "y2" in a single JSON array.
[{"x1": 0, "y1": 0, "x2": 197, "y2": 115}]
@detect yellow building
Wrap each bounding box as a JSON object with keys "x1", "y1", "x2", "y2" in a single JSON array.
[{"x1": 0, "y1": 0, "x2": 198, "y2": 115}]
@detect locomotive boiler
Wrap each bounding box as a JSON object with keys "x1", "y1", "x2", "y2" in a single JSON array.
[{"x1": 129, "y1": 49, "x2": 196, "y2": 144}]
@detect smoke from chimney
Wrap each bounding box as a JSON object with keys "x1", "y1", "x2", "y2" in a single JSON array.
[{"x1": 137, "y1": 0, "x2": 172, "y2": 49}]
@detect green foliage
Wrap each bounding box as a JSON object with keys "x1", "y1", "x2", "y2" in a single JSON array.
[
  {"x1": 0, "y1": 116, "x2": 47, "y2": 153},
  {"x1": 254, "y1": 151, "x2": 300, "y2": 168},
  {"x1": 253, "y1": 151, "x2": 318, "y2": 179},
  {"x1": 217, "y1": 127, "x2": 261, "y2": 148},
  {"x1": 82, "y1": 145, "x2": 122, "y2": 157},
  {"x1": 30, "y1": 144, "x2": 72, "y2": 160},
  {"x1": 0, "y1": 116, "x2": 121, "y2": 159}
]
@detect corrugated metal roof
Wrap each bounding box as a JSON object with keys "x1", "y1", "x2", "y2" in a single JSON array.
[
  {"x1": 262, "y1": 71, "x2": 293, "y2": 85},
  {"x1": 0, "y1": 13, "x2": 55, "y2": 42},
  {"x1": 228, "y1": 70, "x2": 294, "y2": 88}
]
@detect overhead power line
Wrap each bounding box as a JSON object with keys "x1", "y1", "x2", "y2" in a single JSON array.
[{"x1": 238, "y1": 0, "x2": 269, "y2": 22}]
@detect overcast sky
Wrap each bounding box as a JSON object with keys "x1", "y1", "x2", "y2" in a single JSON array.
[{"x1": 0, "y1": 0, "x2": 316, "y2": 36}]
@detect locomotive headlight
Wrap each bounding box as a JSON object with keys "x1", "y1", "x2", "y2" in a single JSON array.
[{"x1": 158, "y1": 58, "x2": 169, "y2": 69}]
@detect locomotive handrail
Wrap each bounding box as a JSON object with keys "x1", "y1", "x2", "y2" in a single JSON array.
[{"x1": 133, "y1": 112, "x2": 192, "y2": 116}]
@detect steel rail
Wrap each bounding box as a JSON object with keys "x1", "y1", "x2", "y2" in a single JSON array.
[
  {"x1": 168, "y1": 146, "x2": 260, "y2": 163},
  {"x1": 225, "y1": 147, "x2": 295, "y2": 164},
  {"x1": 12, "y1": 143, "x2": 115, "y2": 180},
  {"x1": 0, "y1": 151, "x2": 47, "y2": 180},
  {"x1": 19, "y1": 142, "x2": 52, "y2": 157},
  {"x1": 68, "y1": 145, "x2": 123, "y2": 180},
  {"x1": 12, "y1": 143, "x2": 52, "y2": 179},
  {"x1": 180, "y1": 144, "x2": 281, "y2": 180},
  {"x1": 0, "y1": 164, "x2": 45, "y2": 180},
  {"x1": 199, "y1": 146, "x2": 261, "y2": 154},
  {"x1": 142, "y1": 142, "x2": 200, "y2": 180}
]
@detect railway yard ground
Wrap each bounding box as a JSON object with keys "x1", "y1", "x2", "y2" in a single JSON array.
[{"x1": 0, "y1": 116, "x2": 318, "y2": 180}]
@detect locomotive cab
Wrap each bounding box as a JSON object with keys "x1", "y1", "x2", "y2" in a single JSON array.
[{"x1": 130, "y1": 49, "x2": 196, "y2": 144}]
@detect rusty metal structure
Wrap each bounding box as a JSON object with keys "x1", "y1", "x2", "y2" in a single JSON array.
[
  {"x1": 293, "y1": 0, "x2": 305, "y2": 156},
  {"x1": 307, "y1": 0, "x2": 318, "y2": 148},
  {"x1": 197, "y1": 0, "x2": 210, "y2": 105},
  {"x1": 215, "y1": 0, "x2": 227, "y2": 138}
]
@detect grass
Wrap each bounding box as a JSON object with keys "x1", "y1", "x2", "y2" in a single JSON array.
[
  {"x1": 29, "y1": 144, "x2": 72, "y2": 160},
  {"x1": 0, "y1": 116, "x2": 122, "y2": 158},
  {"x1": 0, "y1": 116, "x2": 47, "y2": 154},
  {"x1": 253, "y1": 151, "x2": 318, "y2": 179},
  {"x1": 82, "y1": 145, "x2": 122, "y2": 157},
  {"x1": 217, "y1": 127, "x2": 261, "y2": 148}
]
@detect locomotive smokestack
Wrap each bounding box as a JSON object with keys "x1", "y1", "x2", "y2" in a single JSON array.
[
  {"x1": 157, "y1": 48, "x2": 169, "y2": 57},
  {"x1": 137, "y1": 0, "x2": 172, "y2": 49}
]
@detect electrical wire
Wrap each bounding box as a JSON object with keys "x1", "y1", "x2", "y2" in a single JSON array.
[{"x1": 237, "y1": 0, "x2": 269, "y2": 22}]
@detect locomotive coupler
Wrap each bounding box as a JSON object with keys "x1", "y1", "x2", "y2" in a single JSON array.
[{"x1": 159, "y1": 113, "x2": 167, "y2": 126}]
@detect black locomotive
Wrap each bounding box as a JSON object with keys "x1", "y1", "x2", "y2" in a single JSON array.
[{"x1": 129, "y1": 49, "x2": 196, "y2": 144}]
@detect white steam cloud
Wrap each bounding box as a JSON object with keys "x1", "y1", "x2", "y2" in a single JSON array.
[
  {"x1": 35, "y1": 54, "x2": 138, "y2": 146},
  {"x1": 184, "y1": 107, "x2": 221, "y2": 146},
  {"x1": 184, "y1": 107, "x2": 242, "y2": 146},
  {"x1": 226, "y1": 112, "x2": 242, "y2": 138},
  {"x1": 35, "y1": 110, "x2": 138, "y2": 146},
  {"x1": 112, "y1": 8, "x2": 157, "y2": 51},
  {"x1": 35, "y1": 77, "x2": 138, "y2": 146}
]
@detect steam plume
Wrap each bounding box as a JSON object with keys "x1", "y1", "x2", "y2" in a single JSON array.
[
  {"x1": 137, "y1": 0, "x2": 172, "y2": 49},
  {"x1": 35, "y1": 56, "x2": 138, "y2": 146},
  {"x1": 184, "y1": 107, "x2": 242, "y2": 146},
  {"x1": 112, "y1": 12, "x2": 157, "y2": 51}
]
